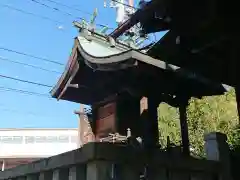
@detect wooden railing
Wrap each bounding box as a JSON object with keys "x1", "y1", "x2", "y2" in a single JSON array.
[{"x1": 0, "y1": 132, "x2": 232, "y2": 180}]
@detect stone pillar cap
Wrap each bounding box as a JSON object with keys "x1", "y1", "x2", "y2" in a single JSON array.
[{"x1": 204, "y1": 132, "x2": 227, "y2": 141}]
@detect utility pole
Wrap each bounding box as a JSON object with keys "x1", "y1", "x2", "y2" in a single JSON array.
[
  {"x1": 74, "y1": 105, "x2": 95, "y2": 147},
  {"x1": 104, "y1": 0, "x2": 135, "y2": 26}
]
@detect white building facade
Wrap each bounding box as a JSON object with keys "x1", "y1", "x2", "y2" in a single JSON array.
[{"x1": 0, "y1": 129, "x2": 79, "y2": 170}]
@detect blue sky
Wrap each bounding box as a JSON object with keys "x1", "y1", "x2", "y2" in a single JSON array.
[
  {"x1": 0, "y1": 0, "x2": 115, "y2": 128},
  {"x1": 0, "y1": 0, "x2": 165, "y2": 128}
]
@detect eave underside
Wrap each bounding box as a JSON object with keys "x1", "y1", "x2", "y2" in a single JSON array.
[
  {"x1": 147, "y1": 30, "x2": 237, "y2": 87},
  {"x1": 110, "y1": 0, "x2": 239, "y2": 87}
]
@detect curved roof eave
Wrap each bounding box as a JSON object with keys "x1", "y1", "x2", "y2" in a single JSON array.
[
  {"x1": 50, "y1": 38, "x2": 80, "y2": 99},
  {"x1": 74, "y1": 35, "x2": 229, "y2": 93},
  {"x1": 51, "y1": 33, "x2": 229, "y2": 102}
]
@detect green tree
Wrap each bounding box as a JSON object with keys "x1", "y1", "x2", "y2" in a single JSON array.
[
  {"x1": 158, "y1": 89, "x2": 239, "y2": 157},
  {"x1": 158, "y1": 103, "x2": 181, "y2": 147}
]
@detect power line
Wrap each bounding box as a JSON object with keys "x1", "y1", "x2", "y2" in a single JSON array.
[
  {"x1": 0, "y1": 47, "x2": 64, "y2": 66},
  {"x1": 0, "y1": 102, "x2": 68, "y2": 119},
  {"x1": 0, "y1": 56, "x2": 61, "y2": 74},
  {"x1": 1, "y1": 2, "x2": 113, "y2": 31},
  {"x1": 0, "y1": 3, "x2": 63, "y2": 24},
  {"x1": 0, "y1": 107, "x2": 41, "y2": 116},
  {"x1": 29, "y1": 0, "x2": 113, "y2": 29},
  {"x1": 0, "y1": 74, "x2": 52, "y2": 88},
  {"x1": 42, "y1": 0, "x2": 92, "y2": 15},
  {"x1": 29, "y1": 0, "x2": 85, "y2": 21},
  {"x1": 0, "y1": 91, "x2": 64, "y2": 118},
  {"x1": 0, "y1": 106, "x2": 55, "y2": 118},
  {"x1": 0, "y1": 86, "x2": 50, "y2": 98}
]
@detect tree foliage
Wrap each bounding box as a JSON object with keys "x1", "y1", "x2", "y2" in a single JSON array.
[{"x1": 158, "y1": 89, "x2": 239, "y2": 157}]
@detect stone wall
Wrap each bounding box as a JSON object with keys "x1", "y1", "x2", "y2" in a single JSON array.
[{"x1": 0, "y1": 132, "x2": 233, "y2": 180}]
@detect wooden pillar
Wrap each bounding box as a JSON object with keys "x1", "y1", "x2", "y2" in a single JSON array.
[
  {"x1": 148, "y1": 97, "x2": 159, "y2": 148},
  {"x1": 235, "y1": 86, "x2": 240, "y2": 124},
  {"x1": 179, "y1": 98, "x2": 190, "y2": 156},
  {"x1": 141, "y1": 97, "x2": 159, "y2": 149},
  {"x1": 116, "y1": 93, "x2": 141, "y2": 137}
]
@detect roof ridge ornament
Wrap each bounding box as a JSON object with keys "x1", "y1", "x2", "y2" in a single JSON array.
[{"x1": 73, "y1": 8, "x2": 110, "y2": 36}]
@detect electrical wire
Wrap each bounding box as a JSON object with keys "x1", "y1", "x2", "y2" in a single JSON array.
[
  {"x1": 30, "y1": 0, "x2": 113, "y2": 29},
  {"x1": 1, "y1": 2, "x2": 113, "y2": 31},
  {"x1": 0, "y1": 47, "x2": 64, "y2": 66},
  {"x1": 42, "y1": 0, "x2": 92, "y2": 15},
  {"x1": 0, "y1": 74, "x2": 52, "y2": 88},
  {"x1": 0, "y1": 106, "x2": 55, "y2": 118},
  {"x1": 0, "y1": 107, "x2": 40, "y2": 116},
  {"x1": 0, "y1": 56, "x2": 61, "y2": 74},
  {"x1": 29, "y1": 0, "x2": 84, "y2": 21},
  {"x1": 0, "y1": 102, "x2": 69, "y2": 119},
  {"x1": 0, "y1": 89, "x2": 68, "y2": 118},
  {"x1": 0, "y1": 86, "x2": 50, "y2": 98},
  {"x1": 0, "y1": 3, "x2": 63, "y2": 24}
]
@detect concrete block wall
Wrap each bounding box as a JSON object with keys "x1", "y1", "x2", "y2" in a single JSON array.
[{"x1": 0, "y1": 132, "x2": 233, "y2": 180}]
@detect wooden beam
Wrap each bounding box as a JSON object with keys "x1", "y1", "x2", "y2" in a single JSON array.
[
  {"x1": 148, "y1": 97, "x2": 159, "y2": 148},
  {"x1": 179, "y1": 98, "x2": 190, "y2": 156},
  {"x1": 57, "y1": 76, "x2": 74, "y2": 100}
]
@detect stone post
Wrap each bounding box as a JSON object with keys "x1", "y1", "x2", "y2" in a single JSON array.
[
  {"x1": 26, "y1": 174, "x2": 38, "y2": 180},
  {"x1": 204, "y1": 132, "x2": 232, "y2": 180},
  {"x1": 69, "y1": 165, "x2": 86, "y2": 180},
  {"x1": 86, "y1": 161, "x2": 112, "y2": 180},
  {"x1": 52, "y1": 169, "x2": 69, "y2": 180},
  {"x1": 86, "y1": 160, "x2": 141, "y2": 180},
  {"x1": 39, "y1": 171, "x2": 52, "y2": 180},
  {"x1": 117, "y1": 164, "x2": 141, "y2": 180}
]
